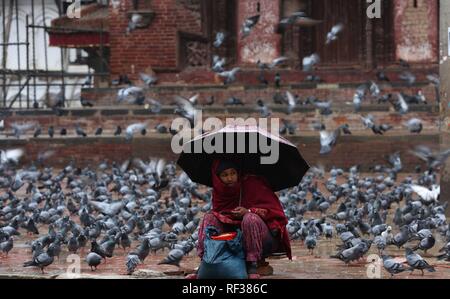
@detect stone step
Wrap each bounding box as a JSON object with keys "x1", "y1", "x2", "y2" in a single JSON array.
[
  {"x1": 80, "y1": 81, "x2": 437, "y2": 106},
  {"x1": 2, "y1": 133, "x2": 439, "y2": 172},
  {"x1": 1, "y1": 105, "x2": 440, "y2": 135}
]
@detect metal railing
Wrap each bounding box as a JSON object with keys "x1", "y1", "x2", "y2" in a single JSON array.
[{"x1": 0, "y1": 0, "x2": 110, "y2": 109}]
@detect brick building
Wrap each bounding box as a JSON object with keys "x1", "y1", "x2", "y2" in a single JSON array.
[
  {"x1": 0, "y1": 0, "x2": 439, "y2": 174},
  {"x1": 50, "y1": 0, "x2": 439, "y2": 85}
]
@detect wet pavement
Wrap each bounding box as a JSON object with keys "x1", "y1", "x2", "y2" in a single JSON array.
[{"x1": 1, "y1": 173, "x2": 449, "y2": 279}]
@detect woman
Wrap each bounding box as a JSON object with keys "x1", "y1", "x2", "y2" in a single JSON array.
[{"x1": 192, "y1": 159, "x2": 292, "y2": 279}]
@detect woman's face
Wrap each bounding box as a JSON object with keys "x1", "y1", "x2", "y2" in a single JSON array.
[{"x1": 219, "y1": 168, "x2": 238, "y2": 186}]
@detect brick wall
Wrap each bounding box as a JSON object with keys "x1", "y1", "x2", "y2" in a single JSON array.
[
  {"x1": 394, "y1": 0, "x2": 438, "y2": 63},
  {"x1": 4, "y1": 134, "x2": 438, "y2": 172},
  {"x1": 237, "y1": 0, "x2": 281, "y2": 65},
  {"x1": 109, "y1": 0, "x2": 203, "y2": 80}
]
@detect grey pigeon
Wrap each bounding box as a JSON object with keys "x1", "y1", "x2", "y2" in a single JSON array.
[
  {"x1": 405, "y1": 248, "x2": 435, "y2": 275},
  {"x1": 86, "y1": 252, "x2": 103, "y2": 271}
]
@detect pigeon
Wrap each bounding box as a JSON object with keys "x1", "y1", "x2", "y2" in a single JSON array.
[
  {"x1": 10, "y1": 122, "x2": 36, "y2": 139},
  {"x1": 382, "y1": 255, "x2": 410, "y2": 278},
  {"x1": 80, "y1": 97, "x2": 94, "y2": 107},
  {"x1": 284, "y1": 91, "x2": 297, "y2": 114},
  {"x1": 218, "y1": 67, "x2": 241, "y2": 85},
  {"x1": 410, "y1": 184, "x2": 440, "y2": 204},
  {"x1": 0, "y1": 148, "x2": 24, "y2": 166},
  {"x1": 305, "y1": 228, "x2": 317, "y2": 255},
  {"x1": 114, "y1": 126, "x2": 122, "y2": 136},
  {"x1": 404, "y1": 118, "x2": 423, "y2": 134},
  {"x1": 390, "y1": 93, "x2": 409, "y2": 115},
  {"x1": 303, "y1": 53, "x2": 320, "y2": 72},
  {"x1": 86, "y1": 252, "x2": 102, "y2": 271},
  {"x1": 75, "y1": 124, "x2": 87, "y2": 137},
  {"x1": 95, "y1": 128, "x2": 103, "y2": 136},
  {"x1": 125, "y1": 123, "x2": 147, "y2": 141},
  {"x1": 412, "y1": 235, "x2": 435, "y2": 253},
  {"x1": 279, "y1": 11, "x2": 321, "y2": 29},
  {"x1": 330, "y1": 243, "x2": 366, "y2": 264},
  {"x1": 127, "y1": 13, "x2": 142, "y2": 34},
  {"x1": 409, "y1": 146, "x2": 450, "y2": 171},
  {"x1": 158, "y1": 248, "x2": 185, "y2": 267},
  {"x1": 0, "y1": 237, "x2": 13, "y2": 256},
  {"x1": 139, "y1": 72, "x2": 158, "y2": 87},
  {"x1": 360, "y1": 115, "x2": 392, "y2": 135},
  {"x1": 224, "y1": 97, "x2": 244, "y2": 106},
  {"x1": 33, "y1": 127, "x2": 42, "y2": 138},
  {"x1": 90, "y1": 241, "x2": 108, "y2": 262},
  {"x1": 48, "y1": 126, "x2": 54, "y2": 138},
  {"x1": 241, "y1": 15, "x2": 260, "y2": 38},
  {"x1": 212, "y1": 55, "x2": 226, "y2": 73},
  {"x1": 174, "y1": 96, "x2": 199, "y2": 126},
  {"x1": 399, "y1": 71, "x2": 416, "y2": 86},
  {"x1": 23, "y1": 246, "x2": 56, "y2": 274},
  {"x1": 405, "y1": 248, "x2": 435, "y2": 275},
  {"x1": 155, "y1": 124, "x2": 168, "y2": 134},
  {"x1": 275, "y1": 73, "x2": 281, "y2": 88},
  {"x1": 326, "y1": 23, "x2": 344, "y2": 44},
  {"x1": 279, "y1": 119, "x2": 297, "y2": 136},
  {"x1": 213, "y1": 32, "x2": 225, "y2": 48},
  {"x1": 376, "y1": 70, "x2": 390, "y2": 82},
  {"x1": 257, "y1": 57, "x2": 289, "y2": 70},
  {"x1": 60, "y1": 128, "x2": 67, "y2": 136},
  {"x1": 117, "y1": 86, "x2": 146, "y2": 105},
  {"x1": 313, "y1": 99, "x2": 333, "y2": 116},
  {"x1": 89, "y1": 201, "x2": 125, "y2": 216},
  {"x1": 125, "y1": 238, "x2": 151, "y2": 274},
  {"x1": 256, "y1": 99, "x2": 272, "y2": 118},
  {"x1": 369, "y1": 81, "x2": 381, "y2": 97},
  {"x1": 319, "y1": 124, "x2": 351, "y2": 155}
]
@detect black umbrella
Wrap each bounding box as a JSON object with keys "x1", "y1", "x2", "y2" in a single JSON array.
[{"x1": 177, "y1": 125, "x2": 310, "y2": 192}]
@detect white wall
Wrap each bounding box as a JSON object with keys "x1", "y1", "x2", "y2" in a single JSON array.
[{"x1": 0, "y1": 0, "x2": 92, "y2": 107}]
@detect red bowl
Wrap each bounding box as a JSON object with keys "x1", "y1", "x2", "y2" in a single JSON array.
[{"x1": 211, "y1": 232, "x2": 237, "y2": 241}]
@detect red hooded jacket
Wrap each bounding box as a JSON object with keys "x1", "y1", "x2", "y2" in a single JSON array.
[{"x1": 210, "y1": 159, "x2": 292, "y2": 259}]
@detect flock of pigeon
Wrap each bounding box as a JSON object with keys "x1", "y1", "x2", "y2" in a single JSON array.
[
  {"x1": 0, "y1": 142, "x2": 449, "y2": 278},
  {"x1": 0, "y1": 10, "x2": 448, "y2": 279}
]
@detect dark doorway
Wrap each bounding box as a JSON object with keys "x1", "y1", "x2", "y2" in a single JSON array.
[{"x1": 282, "y1": 0, "x2": 394, "y2": 69}]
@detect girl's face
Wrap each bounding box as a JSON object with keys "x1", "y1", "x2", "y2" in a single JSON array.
[{"x1": 219, "y1": 168, "x2": 238, "y2": 186}]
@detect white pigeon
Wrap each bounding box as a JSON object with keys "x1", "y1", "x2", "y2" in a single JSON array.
[
  {"x1": 125, "y1": 123, "x2": 148, "y2": 140},
  {"x1": 212, "y1": 55, "x2": 226, "y2": 73},
  {"x1": 404, "y1": 118, "x2": 423, "y2": 134},
  {"x1": 117, "y1": 86, "x2": 145, "y2": 104},
  {"x1": 218, "y1": 67, "x2": 241, "y2": 84},
  {"x1": 303, "y1": 53, "x2": 320, "y2": 72},
  {"x1": 396, "y1": 93, "x2": 409, "y2": 114},
  {"x1": 213, "y1": 32, "x2": 225, "y2": 48},
  {"x1": 411, "y1": 185, "x2": 440, "y2": 204},
  {"x1": 326, "y1": 23, "x2": 344, "y2": 44},
  {"x1": 0, "y1": 148, "x2": 24, "y2": 165},
  {"x1": 285, "y1": 91, "x2": 297, "y2": 114},
  {"x1": 139, "y1": 73, "x2": 158, "y2": 86}
]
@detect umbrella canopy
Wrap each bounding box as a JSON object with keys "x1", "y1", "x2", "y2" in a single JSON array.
[{"x1": 177, "y1": 125, "x2": 310, "y2": 192}]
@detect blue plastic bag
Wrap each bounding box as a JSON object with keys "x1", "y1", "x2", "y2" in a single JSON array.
[{"x1": 197, "y1": 226, "x2": 248, "y2": 279}]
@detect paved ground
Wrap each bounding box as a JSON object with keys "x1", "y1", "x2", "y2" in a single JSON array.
[
  {"x1": 1, "y1": 216, "x2": 450, "y2": 280},
  {"x1": 1, "y1": 173, "x2": 449, "y2": 279}
]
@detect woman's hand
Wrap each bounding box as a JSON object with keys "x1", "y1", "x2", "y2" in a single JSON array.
[{"x1": 231, "y1": 207, "x2": 248, "y2": 219}]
